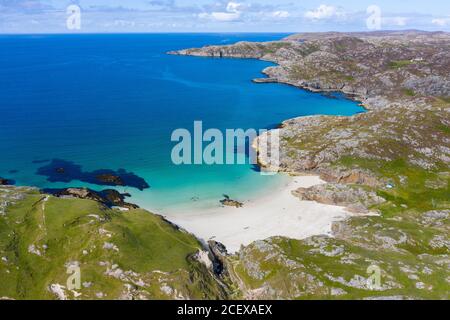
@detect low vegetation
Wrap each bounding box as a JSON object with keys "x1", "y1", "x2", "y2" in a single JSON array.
[{"x1": 0, "y1": 186, "x2": 225, "y2": 300}]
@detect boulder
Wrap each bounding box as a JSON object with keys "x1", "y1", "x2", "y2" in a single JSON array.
[{"x1": 220, "y1": 195, "x2": 243, "y2": 208}]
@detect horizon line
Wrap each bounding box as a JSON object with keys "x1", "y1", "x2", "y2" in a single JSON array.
[{"x1": 0, "y1": 29, "x2": 447, "y2": 36}]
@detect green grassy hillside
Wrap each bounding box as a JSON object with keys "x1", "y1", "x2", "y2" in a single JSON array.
[{"x1": 0, "y1": 186, "x2": 225, "y2": 300}]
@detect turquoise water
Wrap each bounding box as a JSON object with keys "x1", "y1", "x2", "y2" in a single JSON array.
[{"x1": 0, "y1": 34, "x2": 364, "y2": 213}]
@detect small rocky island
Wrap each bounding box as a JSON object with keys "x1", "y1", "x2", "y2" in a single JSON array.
[{"x1": 220, "y1": 195, "x2": 243, "y2": 208}]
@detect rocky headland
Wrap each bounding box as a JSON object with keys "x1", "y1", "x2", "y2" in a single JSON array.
[
  {"x1": 43, "y1": 187, "x2": 140, "y2": 210},
  {"x1": 171, "y1": 30, "x2": 449, "y2": 212},
  {"x1": 170, "y1": 31, "x2": 450, "y2": 299}
]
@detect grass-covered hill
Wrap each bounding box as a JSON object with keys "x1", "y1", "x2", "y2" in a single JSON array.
[{"x1": 0, "y1": 186, "x2": 225, "y2": 300}]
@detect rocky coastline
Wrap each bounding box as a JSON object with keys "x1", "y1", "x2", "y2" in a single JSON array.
[
  {"x1": 0, "y1": 31, "x2": 447, "y2": 300},
  {"x1": 167, "y1": 31, "x2": 450, "y2": 299},
  {"x1": 171, "y1": 30, "x2": 449, "y2": 212},
  {"x1": 42, "y1": 187, "x2": 140, "y2": 210}
]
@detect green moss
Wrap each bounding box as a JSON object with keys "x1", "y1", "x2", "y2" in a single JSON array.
[
  {"x1": 403, "y1": 88, "x2": 416, "y2": 96},
  {"x1": 388, "y1": 60, "x2": 413, "y2": 69},
  {"x1": 438, "y1": 124, "x2": 450, "y2": 134}
]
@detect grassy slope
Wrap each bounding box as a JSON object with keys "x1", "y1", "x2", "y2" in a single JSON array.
[{"x1": 0, "y1": 187, "x2": 224, "y2": 300}]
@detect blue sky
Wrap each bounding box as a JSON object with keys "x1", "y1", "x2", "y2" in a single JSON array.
[{"x1": 1, "y1": 0, "x2": 449, "y2": 33}]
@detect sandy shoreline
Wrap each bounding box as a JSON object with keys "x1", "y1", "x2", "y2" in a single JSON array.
[{"x1": 161, "y1": 175, "x2": 356, "y2": 253}]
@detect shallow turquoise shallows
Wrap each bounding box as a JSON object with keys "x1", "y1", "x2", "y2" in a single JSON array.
[{"x1": 0, "y1": 34, "x2": 365, "y2": 213}]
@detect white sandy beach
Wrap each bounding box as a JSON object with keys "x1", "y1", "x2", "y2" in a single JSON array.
[{"x1": 162, "y1": 175, "x2": 356, "y2": 253}]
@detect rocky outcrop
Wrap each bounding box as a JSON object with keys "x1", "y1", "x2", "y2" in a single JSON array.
[
  {"x1": 172, "y1": 31, "x2": 450, "y2": 111},
  {"x1": 318, "y1": 169, "x2": 381, "y2": 187},
  {"x1": 176, "y1": 32, "x2": 449, "y2": 194},
  {"x1": 208, "y1": 240, "x2": 229, "y2": 277},
  {"x1": 95, "y1": 174, "x2": 124, "y2": 186},
  {"x1": 43, "y1": 188, "x2": 139, "y2": 209},
  {"x1": 293, "y1": 183, "x2": 385, "y2": 213},
  {"x1": 220, "y1": 195, "x2": 243, "y2": 208},
  {"x1": 168, "y1": 41, "x2": 274, "y2": 59}
]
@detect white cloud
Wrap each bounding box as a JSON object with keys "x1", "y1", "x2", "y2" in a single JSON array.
[
  {"x1": 212, "y1": 12, "x2": 241, "y2": 21},
  {"x1": 304, "y1": 4, "x2": 345, "y2": 20},
  {"x1": 198, "y1": 1, "x2": 243, "y2": 22},
  {"x1": 432, "y1": 17, "x2": 450, "y2": 26},
  {"x1": 226, "y1": 2, "x2": 243, "y2": 13},
  {"x1": 272, "y1": 10, "x2": 290, "y2": 19}
]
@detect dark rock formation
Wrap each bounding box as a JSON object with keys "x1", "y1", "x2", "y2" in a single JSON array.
[
  {"x1": 0, "y1": 178, "x2": 15, "y2": 186},
  {"x1": 95, "y1": 174, "x2": 124, "y2": 186},
  {"x1": 43, "y1": 187, "x2": 139, "y2": 209},
  {"x1": 99, "y1": 189, "x2": 139, "y2": 209},
  {"x1": 55, "y1": 167, "x2": 65, "y2": 174},
  {"x1": 220, "y1": 195, "x2": 243, "y2": 208},
  {"x1": 208, "y1": 240, "x2": 229, "y2": 277}
]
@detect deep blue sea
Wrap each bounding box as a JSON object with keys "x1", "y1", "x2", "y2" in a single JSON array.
[{"x1": 0, "y1": 34, "x2": 364, "y2": 213}]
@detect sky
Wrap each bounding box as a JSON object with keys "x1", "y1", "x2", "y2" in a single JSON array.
[{"x1": 0, "y1": 0, "x2": 449, "y2": 33}]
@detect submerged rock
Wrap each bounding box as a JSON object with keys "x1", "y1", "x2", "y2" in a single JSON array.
[
  {"x1": 36, "y1": 159, "x2": 150, "y2": 190},
  {"x1": 95, "y1": 174, "x2": 125, "y2": 186}
]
